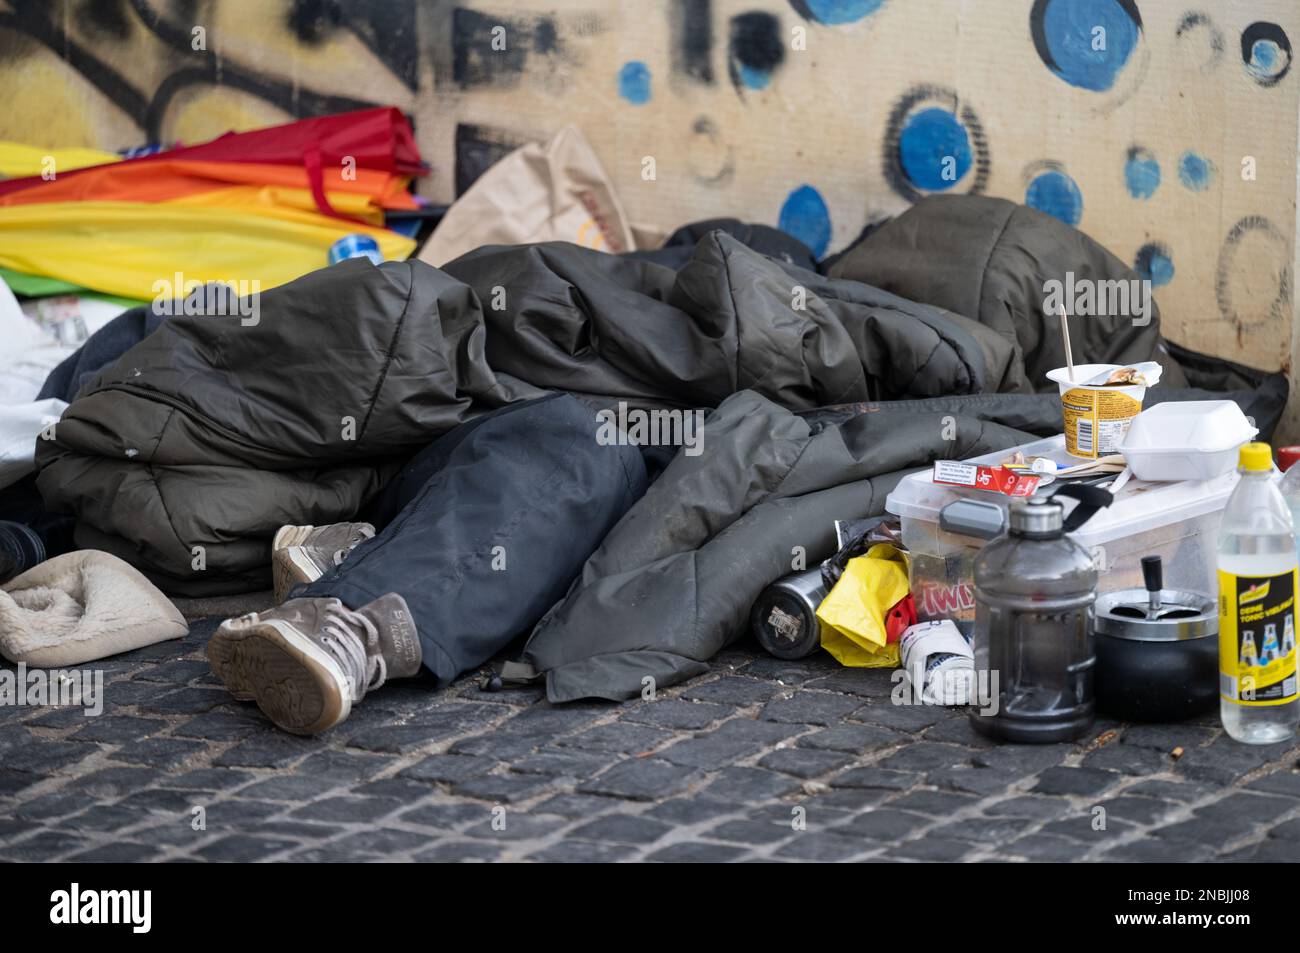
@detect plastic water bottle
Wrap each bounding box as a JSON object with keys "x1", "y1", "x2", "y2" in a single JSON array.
[{"x1": 1219, "y1": 443, "x2": 1299, "y2": 743}]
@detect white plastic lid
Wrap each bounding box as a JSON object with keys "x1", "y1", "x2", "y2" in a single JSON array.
[
  {"x1": 1121, "y1": 400, "x2": 1257, "y2": 454},
  {"x1": 885, "y1": 433, "x2": 1238, "y2": 546}
]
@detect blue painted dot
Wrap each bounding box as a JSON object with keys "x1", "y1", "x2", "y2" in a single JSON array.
[
  {"x1": 1240, "y1": 22, "x2": 1292, "y2": 86},
  {"x1": 618, "y1": 61, "x2": 652, "y2": 105},
  {"x1": 1178, "y1": 151, "x2": 1214, "y2": 191},
  {"x1": 737, "y1": 63, "x2": 773, "y2": 90},
  {"x1": 1252, "y1": 39, "x2": 1278, "y2": 70},
  {"x1": 1134, "y1": 243, "x2": 1175, "y2": 287},
  {"x1": 898, "y1": 108, "x2": 971, "y2": 192},
  {"x1": 799, "y1": 0, "x2": 885, "y2": 25},
  {"x1": 1026, "y1": 169, "x2": 1083, "y2": 226},
  {"x1": 1036, "y1": 0, "x2": 1141, "y2": 92},
  {"x1": 778, "y1": 185, "x2": 832, "y2": 259},
  {"x1": 1124, "y1": 147, "x2": 1160, "y2": 199},
  {"x1": 1246, "y1": 38, "x2": 1288, "y2": 83}
]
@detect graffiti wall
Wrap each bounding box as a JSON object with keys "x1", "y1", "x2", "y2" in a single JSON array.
[{"x1": 1, "y1": 0, "x2": 1297, "y2": 424}]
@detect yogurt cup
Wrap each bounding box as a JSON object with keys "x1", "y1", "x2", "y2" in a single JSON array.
[{"x1": 1046, "y1": 363, "x2": 1161, "y2": 458}]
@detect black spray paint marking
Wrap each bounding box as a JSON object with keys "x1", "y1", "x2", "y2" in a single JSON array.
[
  {"x1": 454, "y1": 123, "x2": 529, "y2": 196},
  {"x1": 727, "y1": 10, "x2": 785, "y2": 94},
  {"x1": 81, "y1": 0, "x2": 136, "y2": 41},
  {"x1": 1215, "y1": 216, "x2": 1292, "y2": 336},
  {"x1": 1020, "y1": 157, "x2": 1068, "y2": 187},
  {"x1": 881, "y1": 85, "x2": 990, "y2": 204},
  {"x1": 287, "y1": 0, "x2": 343, "y2": 44},
  {"x1": 1241, "y1": 21, "x2": 1292, "y2": 88},
  {"x1": 131, "y1": 0, "x2": 376, "y2": 138},
  {"x1": 454, "y1": 9, "x2": 531, "y2": 88},
  {"x1": 0, "y1": 0, "x2": 379, "y2": 139},
  {"x1": 286, "y1": 0, "x2": 421, "y2": 92},
  {"x1": 688, "y1": 116, "x2": 735, "y2": 187},
  {"x1": 1174, "y1": 11, "x2": 1224, "y2": 71},
  {"x1": 671, "y1": 0, "x2": 714, "y2": 85},
  {"x1": 787, "y1": 0, "x2": 814, "y2": 22},
  {"x1": 146, "y1": 66, "x2": 375, "y2": 140},
  {"x1": 452, "y1": 8, "x2": 578, "y2": 89},
  {"x1": 0, "y1": 1, "x2": 150, "y2": 126}
]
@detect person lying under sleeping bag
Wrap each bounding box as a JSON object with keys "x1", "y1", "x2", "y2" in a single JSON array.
[
  {"x1": 205, "y1": 393, "x2": 648, "y2": 734},
  {"x1": 204, "y1": 389, "x2": 1047, "y2": 731}
]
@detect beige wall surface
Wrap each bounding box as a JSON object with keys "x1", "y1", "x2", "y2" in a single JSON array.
[{"x1": 1, "y1": 0, "x2": 1297, "y2": 430}]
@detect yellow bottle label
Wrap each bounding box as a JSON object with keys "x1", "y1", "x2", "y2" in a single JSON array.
[
  {"x1": 1061, "y1": 387, "x2": 1141, "y2": 458},
  {"x1": 1218, "y1": 568, "x2": 1299, "y2": 706}
]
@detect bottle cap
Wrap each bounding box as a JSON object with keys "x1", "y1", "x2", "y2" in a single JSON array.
[
  {"x1": 1009, "y1": 497, "x2": 1063, "y2": 536},
  {"x1": 1239, "y1": 442, "x2": 1273, "y2": 473},
  {"x1": 1278, "y1": 446, "x2": 1300, "y2": 472},
  {"x1": 328, "y1": 234, "x2": 384, "y2": 266}
]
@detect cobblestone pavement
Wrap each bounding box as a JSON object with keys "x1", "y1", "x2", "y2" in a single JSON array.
[{"x1": 3, "y1": 611, "x2": 1300, "y2": 863}]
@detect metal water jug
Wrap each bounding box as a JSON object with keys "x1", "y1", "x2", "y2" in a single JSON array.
[{"x1": 970, "y1": 497, "x2": 1098, "y2": 743}]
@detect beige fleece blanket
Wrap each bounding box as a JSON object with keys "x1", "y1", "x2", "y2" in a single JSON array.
[{"x1": 0, "y1": 550, "x2": 188, "y2": 666}]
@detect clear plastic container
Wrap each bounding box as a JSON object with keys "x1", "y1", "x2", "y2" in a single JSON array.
[{"x1": 887, "y1": 435, "x2": 1238, "y2": 635}]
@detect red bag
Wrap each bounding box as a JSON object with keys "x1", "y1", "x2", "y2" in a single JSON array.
[{"x1": 0, "y1": 107, "x2": 425, "y2": 222}]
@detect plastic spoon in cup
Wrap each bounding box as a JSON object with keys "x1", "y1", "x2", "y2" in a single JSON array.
[{"x1": 1058, "y1": 303, "x2": 1075, "y2": 383}]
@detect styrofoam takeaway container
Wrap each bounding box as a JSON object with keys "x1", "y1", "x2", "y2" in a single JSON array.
[
  {"x1": 1119, "y1": 400, "x2": 1258, "y2": 482},
  {"x1": 885, "y1": 434, "x2": 1237, "y2": 634}
]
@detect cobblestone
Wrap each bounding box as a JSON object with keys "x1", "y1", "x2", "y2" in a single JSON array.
[{"x1": 3, "y1": 617, "x2": 1300, "y2": 862}]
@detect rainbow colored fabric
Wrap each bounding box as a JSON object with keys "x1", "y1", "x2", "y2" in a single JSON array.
[{"x1": 0, "y1": 108, "x2": 422, "y2": 300}]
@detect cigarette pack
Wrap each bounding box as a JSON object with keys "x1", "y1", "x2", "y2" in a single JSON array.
[{"x1": 931, "y1": 460, "x2": 1040, "y2": 497}]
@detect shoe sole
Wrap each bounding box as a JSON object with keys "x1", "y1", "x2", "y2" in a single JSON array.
[
  {"x1": 272, "y1": 546, "x2": 326, "y2": 604},
  {"x1": 271, "y1": 524, "x2": 317, "y2": 604},
  {"x1": 207, "y1": 620, "x2": 351, "y2": 735},
  {"x1": 272, "y1": 524, "x2": 316, "y2": 552}
]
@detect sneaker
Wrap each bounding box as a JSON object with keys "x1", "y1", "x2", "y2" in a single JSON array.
[
  {"x1": 270, "y1": 522, "x2": 375, "y2": 603},
  {"x1": 207, "y1": 594, "x2": 421, "y2": 734}
]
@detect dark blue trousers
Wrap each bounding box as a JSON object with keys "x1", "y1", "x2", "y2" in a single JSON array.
[{"x1": 298, "y1": 394, "x2": 648, "y2": 684}]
